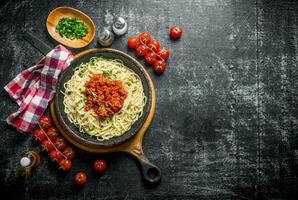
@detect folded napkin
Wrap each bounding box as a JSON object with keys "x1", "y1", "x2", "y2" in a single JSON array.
[{"x1": 4, "y1": 45, "x2": 73, "y2": 133}]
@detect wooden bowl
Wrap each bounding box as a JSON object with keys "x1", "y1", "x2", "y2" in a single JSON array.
[{"x1": 46, "y1": 7, "x2": 95, "y2": 48}]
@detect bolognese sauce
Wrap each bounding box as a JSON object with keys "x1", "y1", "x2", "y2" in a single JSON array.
[{"x1": 84, "y1": 74, "x2": 127, "y2": 119}]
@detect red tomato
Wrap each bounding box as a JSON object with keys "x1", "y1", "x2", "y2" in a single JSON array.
[
  {"x1": 147, "y1": 40, "x2": 160, "y2": 52},
  {"x1": 33, "y1": 129, "x2": 46, "y2": 143},
  {"x1": 46, "y1": 127, "x2": 59, "y2": 141},
  {"x1": 74, "y1": 171, "x2": 87, "y2": 185},
  {"x1": 145, "y1": 52, "x2": 157, "y2": 64},
  {"x1": 93, "y1": 159, "x2": 107, "y2": 172},
  {"x1": 158, "y1": 47, "x2": 170, "y2": 60},
  {"x1": 59, "y1": 159, "x2": 72, "y2": 171},
  {"x1": 63, "y1": 146, "x2": 76, "y2": 160},
  {"x1": 136, "y1": 45, "x2": 148, "y2": 57},
  {"x1": 169, "y1": 26, "x2": 183, "y2": 40},
  {"x1": 127, "y1": 36, "x2": 139, "y2": 49},
  {"x1": 50, "y1": 150, "x2": 63, "y2": 163},
  {"x1": 39, "y1": 115, "x2": 52, "y2": 130},
  {"x1": 153, "y1": 60, "x2": 167, "y2": 73},
  {"x1": 139, "y1": 32, "x2": 151, "y2": 44},
  {"x1": 54, "y1": 137, "x2": 67, "y2": 151},
  {"x1": 41, "y1": 140, "x2": 54, "y2": 152}
]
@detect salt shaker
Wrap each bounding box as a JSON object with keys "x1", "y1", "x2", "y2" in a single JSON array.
[
  {"x1": 19, "y1": 150, "x2": 41, "y2": 177},
  {"x1": 98, "y1": 28, "x2": 114, "y2": 47},
  {"x1": 112, "y1": 16, "x2": 128, "y2": 36}
]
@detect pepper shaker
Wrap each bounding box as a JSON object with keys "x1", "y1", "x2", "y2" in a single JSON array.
[
  {"x1": 112, "y1": 16, "x2": 128, "y2": 36},
  {"x1": 98, "y1": 28, "x2": 114, "y2": 47},
  {"x1": 19, "y1": 150, "x2": 41, "y2": 177}
]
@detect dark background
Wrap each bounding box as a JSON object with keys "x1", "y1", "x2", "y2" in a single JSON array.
[{"x1": 1, "y1": 0, "x2": 298, "y2": 199}]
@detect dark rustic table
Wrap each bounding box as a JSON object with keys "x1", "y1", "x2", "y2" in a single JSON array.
[{"x1": 1, "y1": 0, "x2": 298, "y2": 199}]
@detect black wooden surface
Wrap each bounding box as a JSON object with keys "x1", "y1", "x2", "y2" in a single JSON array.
[{"x1": 1, "y1": 0, "x2": 298, "y2": 199}]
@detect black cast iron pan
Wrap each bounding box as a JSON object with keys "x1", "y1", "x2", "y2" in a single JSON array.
[{"x1": 55, "y1": 48, "x2": 151, "y2": 147}]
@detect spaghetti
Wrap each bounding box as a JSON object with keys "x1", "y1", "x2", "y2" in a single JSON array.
[{"x1": 62, "y1": 57, "x2": 146, "y2": 141}]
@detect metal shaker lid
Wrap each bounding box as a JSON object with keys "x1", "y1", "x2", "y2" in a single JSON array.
[
  {"x1": 114, "y1": 17, "x2": 126, "y2": 29},
  {"x1": 99, "y1": 29, "x2": 111, "y2": 40}
]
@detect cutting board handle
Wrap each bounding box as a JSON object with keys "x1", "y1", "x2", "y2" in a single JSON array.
[
  {"x1": 23, "y1": 32, "x2": 52, "y2": 55},
  {"x1": 139, "y1": 158, "x2": 161, "y2": 184},
  {"x1": 129, "y1": 148, "x2": 161, "y2": 184}
]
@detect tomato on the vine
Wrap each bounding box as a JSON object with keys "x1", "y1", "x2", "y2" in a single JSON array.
[
  {"x1": 139, "y1": 32, "x2": 151, "y2": 44},
  {"x1": 41, "y1": 140, "x2": 54, "y2": 152},
  {"x1": 147, "y1": 40, "x2": 160, "y2": 52},
  {"x1": 33, "y1": 129, "x2": 46, "y2": 143},
  {"x1": 74, "y1": 171, "x2": 87, "y2": 185},
  {"x1": 169, "y1": 26, "x2": 183, "y2": 40},
  {"x1": 158, "y1": 47, "x2": 170, "y2": 60},
  {"x1": 59, "y1": 159, "x2": 72, "y2": 171},
  {"x1": 127, "y1": 36, "x2": 139, "y2": 49},
  {"x1": 136, "y1": 45, "x2": 148, "y2": 57},
  {"x1": 54, "y1": 137, "x2": 67, "y2": 151},
  {"x1": 50, "y1": 150, "x2": 63, "y2": 163},
  {"x1": 145, "y1": 52, "x2": 157, "y2": 64},
  {"x1": 63, "y1": 146, "x2": 76, "y2": 160},
  {"x1": 93, "y1": 159, "x2": 107, "y2": 172},
  {"x1": 153, "y1": 60, "x2": 167, "y2": 73},
  {"x1": 39, "y1": 115, "x2": 52, "y2": 130},
  {"x1": 46, "y1": 127, "x2": 59, "y2": 141}
]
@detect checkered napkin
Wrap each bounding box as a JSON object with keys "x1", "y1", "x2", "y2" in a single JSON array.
[{"x1": 4, "y1": 45, "x2": 73, "y2": 133}]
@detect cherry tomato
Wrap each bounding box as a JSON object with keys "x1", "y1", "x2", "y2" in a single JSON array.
[
  {"x1": 63, "y1": 146, "x2": 76, "y2": 160},
  {"x1": 169, "y1": 26, "x2": 183, "y2": 40},
  {"x1": 59, "y1": 159, "x2": 72, "y2": 171},
  {"x1": 33, "y1": 129, "x2": 46, "y2": 143},
  {"x1": 158, "y1": 47, "x2": 170, "y2": 60},
  {"x1": 127, "y1": 36, "x2": 139, "y2": 49},
  {"x1": 74, "y1": 171, "x2": 87, "y2": 185},
  {"x1": 93, "y1": 159, "x2": 107, "y2": 172},
  {"x1": 136, "y1": 44, "x2": 148, "y2": 57},
  {"x1": 145, "y1": 52, "x2": 157, "y2": 64},
  {"x1": 139, "y1": 32, "x2": 151, "y2": 44},
  {"x1": 41, "y1": 140, "x2": 54, "y2": 152},
  {"x1": 54, "y1": 137, "x2": 67, "y2": 151},
  {"x1": 46, "y1": 127, "x2": 59, "y2": 141},
  {"x1": 147, "y1": 40, "x2": 160, "y2": 52},
  {"x1": 50, "y1": 150, "x2": 63, "y2": 163},
  {"x1": 153, "y1": 60, "x2": 167, "y2": 73},
  {"x1": 39, "y1": 115, "x2": 52, "y2": 130}
]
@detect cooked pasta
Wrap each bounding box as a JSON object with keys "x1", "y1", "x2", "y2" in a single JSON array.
[{"x1": 62, "y1": 57, "x2": 146, "y2": 141}]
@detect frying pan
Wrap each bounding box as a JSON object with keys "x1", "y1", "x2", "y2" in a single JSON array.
[
  {"x1": 55, "y1": 48, "x2": 151, "y2": 147},
  {"x1": 24, "y1": 32, "x2": 161, "y2": 184}
]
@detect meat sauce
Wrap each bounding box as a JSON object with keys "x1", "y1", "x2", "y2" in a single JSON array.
[{"x1": 84, "y1": 74, "x2": 127, "y2": 119}]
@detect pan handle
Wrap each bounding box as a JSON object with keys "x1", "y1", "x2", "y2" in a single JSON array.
[{"x1": 129, "y1": 148, "x2": 161, "y2": 184}]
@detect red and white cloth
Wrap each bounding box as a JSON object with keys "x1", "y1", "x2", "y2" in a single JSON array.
[{"x1": 4, "y1": 45, "x2": 73, "y2": 133}]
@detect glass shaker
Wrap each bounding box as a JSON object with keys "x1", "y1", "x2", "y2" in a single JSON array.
[{"x1": 98, "y1": 27, "x2": 114, "y2": 47}]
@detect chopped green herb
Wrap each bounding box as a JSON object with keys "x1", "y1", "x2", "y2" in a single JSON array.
[
  {"x1": 83, "y1": 97, "x2": 88, "y2": 104},
  {"x1": 90, "y1": 59, "x2": 96, "y2": 65},
  {"x1": 91, "y1": 92, "x2": 97, "y2": 98},
  {"x1": 55, "y1": 17, "x2": 89, "y2": 40},
  {"x1": 79, "y1": 67, "x2": 87, "y2": 77},
  {"x1": 102, "y1": 70, "x2": 112, "y2": 77},
  {"x1": 93, "y1": 117, "x2": 98, "y2": 123}
]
